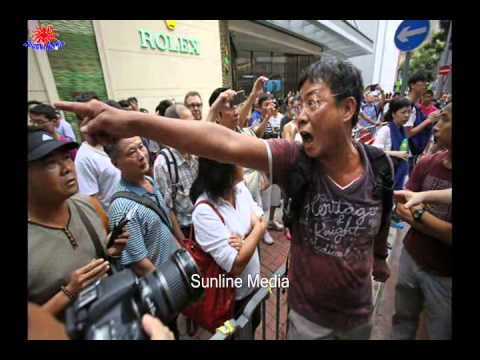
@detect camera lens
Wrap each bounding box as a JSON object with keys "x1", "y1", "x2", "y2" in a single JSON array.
[{"x1": 136, "y1": 249, "x2": 203, "y2": 324}]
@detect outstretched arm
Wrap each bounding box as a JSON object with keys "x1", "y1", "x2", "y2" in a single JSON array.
[{"x1": 55, "y1": 92, "x2": 270, "y2": 173}]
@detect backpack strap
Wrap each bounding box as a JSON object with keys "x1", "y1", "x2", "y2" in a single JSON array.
[
  {"x1": 159, "y1": 148, "x2": 180, "y2": 211},
  {"x1": 362, "y1": 144, "x2": 394, "y2": 241},
  {"x1": 110, "y1": 191, "x2": 174, "y2": 238}
]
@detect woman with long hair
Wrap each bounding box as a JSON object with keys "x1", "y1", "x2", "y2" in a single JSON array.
[{"x1": 373, "y1": 97, "x2": 412, "y2": 190}]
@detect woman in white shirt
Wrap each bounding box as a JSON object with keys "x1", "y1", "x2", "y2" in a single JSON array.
[
  {"x1": 190, "y1": 158, "x2": 267, "y2": 338},
  {"x1": 373, "y1": 97, "x2": 412, "y2": 190}
]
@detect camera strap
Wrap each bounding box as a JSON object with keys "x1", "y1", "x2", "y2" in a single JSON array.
[
  {"x1": 110, "y1": 191, "x2": 176, "y2": 241},
  {"x1": 72, "y1": 201, "x2": 117, "y2": 273}
]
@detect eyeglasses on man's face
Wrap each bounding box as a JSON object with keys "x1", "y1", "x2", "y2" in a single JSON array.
[{"x1": 298, "y1": 90, "x2": 344, "y2": 113}]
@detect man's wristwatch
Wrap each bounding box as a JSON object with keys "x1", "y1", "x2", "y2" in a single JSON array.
[{"x1": 412, "y1": 207, "x2": 426, "y2": 223}]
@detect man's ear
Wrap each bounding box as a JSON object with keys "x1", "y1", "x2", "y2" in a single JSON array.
[{"x1": 341, "y1": 97, "x2": 357, "y2": 125}]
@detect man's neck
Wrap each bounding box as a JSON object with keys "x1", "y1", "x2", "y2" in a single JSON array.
[
  {"x1": 318, "y1": 139, "x2": 363, "y2": 185},
  {"x1": 28, "y1": 198, "x2": 69, "y2": 227},
  {"x1": 124, "y1": 174, "x2": 149, "y2": 189}
]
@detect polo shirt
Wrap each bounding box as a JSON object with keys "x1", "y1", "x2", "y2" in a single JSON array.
[{"x1": 108, "y1": 176, "x2": 179, "y2": 270}]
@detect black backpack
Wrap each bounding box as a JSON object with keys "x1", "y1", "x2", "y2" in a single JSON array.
[{"x1": 282, "y1": 143, "x2": 394, "y2": 237}]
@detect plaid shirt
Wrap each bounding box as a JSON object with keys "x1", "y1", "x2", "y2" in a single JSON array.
[{"x1": 153, "y1": 148, "x2": 199, "y2": 228}]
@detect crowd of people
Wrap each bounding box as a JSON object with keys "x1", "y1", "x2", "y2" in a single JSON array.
[{"x1": 28, "y1": 57, "x2": 452, "y2": 340}]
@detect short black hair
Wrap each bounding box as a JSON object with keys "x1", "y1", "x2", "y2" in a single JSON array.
[
  {"x1": 105, "y1": 100, "x2": 123, "y2": 109},
  {"x1": 408, "y1": 72, "x2": 427, "y2": 88},
  {"x1": 155, "y1": 99, "x2": 174, "y2": 116},
  {"x1": 29, "y1": 104, "x2": 58, "y2": 120},
  {"x1": 298, "y1": 57, "x2": 364, "y2": 127},
  {"x1": 384, "y1": 97, "x2": 412, "y2": 122},
  {"x1": 118, "y1": 100, "x2": 131, "y2": 109},
  {"x1": 74, "y1": 92, "x2": 99, "y2": 103},
  {"x1": 28, "y1": 100, "x2": 43, "y2": 109},
  {"x1": 127, "y1": 97, "x2": 138, "y2": 104},
  {"x1": 184, "y1": 91, "x2": 202, "y2": 104},
  {"x1": 104, "y1": 140, "x2": 122, "y2": 164},
  {"x1": 209, "y1": 87, "x2": 229, "y2": 107},
  {"x1": 190, "y1": 157, "x2": 236, "y2": 203},
  {"x1": 258, "y1": 94, "x2": 273, "y2": 107}
]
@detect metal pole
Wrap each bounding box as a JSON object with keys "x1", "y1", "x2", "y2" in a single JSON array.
[
  {"x1": 400, "y1": 51, "x2": 411, "y2": 96},
  {"x1": 261, "y1": 300, "x2": 266, "y2": 340},
  {"x1": 275, "y1": 286, "x2": 280, "y2": 340}
]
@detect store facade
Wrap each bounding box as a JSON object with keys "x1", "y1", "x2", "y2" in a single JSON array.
[
  {"x1": 28, "y1": 20, "x2": 373, "y2": 130},
  {"x1": 28, "y1": 20, "x2": 224, "y2": 123}
]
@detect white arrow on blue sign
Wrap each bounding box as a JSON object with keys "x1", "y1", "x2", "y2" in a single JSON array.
[{"x1": 394, "y1": 20, "x2": 431, "y2": 52}]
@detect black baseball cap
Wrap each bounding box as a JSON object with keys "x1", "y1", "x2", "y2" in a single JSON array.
[{"x1": 28, "y1": 129, "x2": 79, "y2": 162}]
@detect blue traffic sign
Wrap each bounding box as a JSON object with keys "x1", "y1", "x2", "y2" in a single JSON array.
[{"x1": 394, "y1": 20, "x2": 430, "y2": 52}]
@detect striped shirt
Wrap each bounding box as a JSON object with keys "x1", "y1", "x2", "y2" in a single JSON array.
[
  {"x1": 153, "y1": 148, "x2": 199, "y2": 228},
  {"x1": 108, "y1": 176, "x2": 179, "y2": 269}
]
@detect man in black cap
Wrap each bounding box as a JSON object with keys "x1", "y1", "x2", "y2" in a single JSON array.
[{"x1": 28, "y1": 127, "x2": 129, "y2": 319}]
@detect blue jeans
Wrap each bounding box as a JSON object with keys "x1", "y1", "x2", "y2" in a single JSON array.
[{"x1": 392, "y1": 249, "x2": 452, "y2": 340}]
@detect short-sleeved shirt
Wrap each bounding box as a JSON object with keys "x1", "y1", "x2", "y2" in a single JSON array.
[
  {"x1": 372, "y1": 125, "x2": 392, "y2": 151},
  {"x1": 108, "y1": 177, "x2": 179, "y2": 270},
  {"x1": 248, "y1": 111, "x2": 262, "y2": 127},
  {"x1": 56, "y1": 118, "x2": 77, "y2": 142},
  {"x1": 266, "y1": 139, "x2": 387, "y2": 331},
  {"x1": 192, "y1": 181, "x2": 263, "y2": 300},
  {"x1": 75, "y1": 142, "x2": 121, "y2": 211},
  {"x1": 404, "y1": 151, "x2": 452, "y2": 276},
  {"x1": 359, "y1": 103, "x2": 380, "y2": 127},
  {"x1": 419, "y1": 103, "x2": 438, "y2": 117},
  {"x1": 154, "y1": 148, "x2": 199, "y2": 227},
  {"x1": 28, "y1": 194, "x2": 107, "y2": 307},
  {"x1": 263, "y1": 113, "x2": 283, "y2": 139},
  {"x1": 237, "y1": 127, "x2": 264, "y2": 203}
]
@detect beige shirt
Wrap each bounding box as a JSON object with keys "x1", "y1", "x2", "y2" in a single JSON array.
[{"x1": 28, "y1": 194, "x2": 107, "y2": 306}]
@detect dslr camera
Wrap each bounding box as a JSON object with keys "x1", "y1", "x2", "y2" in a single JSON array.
[{"x1": 65, "y1": 249, "x2": 203, "y2": 340}]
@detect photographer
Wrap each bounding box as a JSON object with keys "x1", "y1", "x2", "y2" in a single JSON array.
[{"x1": 28, "y1": 128, "x2": 129, "y2": 319}]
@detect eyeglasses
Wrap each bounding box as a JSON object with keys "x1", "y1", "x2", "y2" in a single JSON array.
[
  {"x1": 187, "y1": 103, "x2": 203, "y2": 108},
  {"x1": 298, "y1": 91, "x2": 344, "y2": 113}
]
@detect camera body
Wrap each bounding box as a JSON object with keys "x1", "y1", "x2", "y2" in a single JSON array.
[{"x1": 65, "y1": 249, "x2": 202, "y2": 340}]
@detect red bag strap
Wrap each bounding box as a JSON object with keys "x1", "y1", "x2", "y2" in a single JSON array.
[
  {"x1": 193, "y1": 200, "x2": 225, "y2": 224},
  {"x1": 186, "y1": 200, "x2": 225, "y2": 243}
]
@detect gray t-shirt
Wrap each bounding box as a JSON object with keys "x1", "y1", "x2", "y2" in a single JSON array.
[
  {"x1": 267, "y1": 139, "x2": 389, "y2": 331},
  {"x1": 28, "y1": 194, "x2": 107, "y2": 306}
]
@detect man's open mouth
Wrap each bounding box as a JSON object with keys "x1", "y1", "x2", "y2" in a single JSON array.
[{"x1": 300, "y1": 131, "x2": 314, "y2": 144}]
